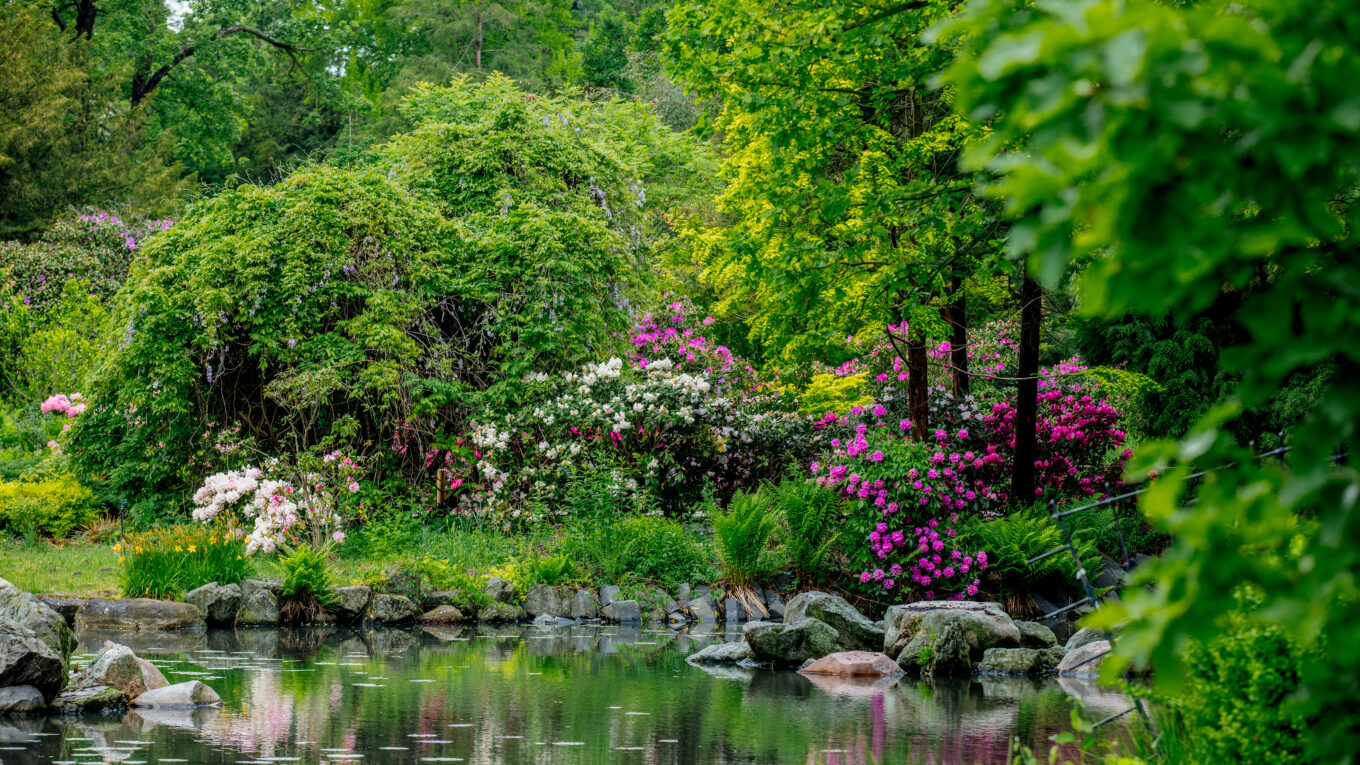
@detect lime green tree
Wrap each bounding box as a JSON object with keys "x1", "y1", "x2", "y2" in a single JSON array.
[
  {"x1": 661, "y1": 0, "x2": 1008, "y2": 439},
  {"x1": 941, "y1": 0, "x2": 1360, "y2": 757}
]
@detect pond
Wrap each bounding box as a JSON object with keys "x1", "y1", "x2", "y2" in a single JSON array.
[{"x1": 4, "y1": 626, "x2": 1135, "y2": 764}]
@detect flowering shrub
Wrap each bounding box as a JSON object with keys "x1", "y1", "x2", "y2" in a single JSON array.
[
  {"x1": 40, "y1": 393, "x2": 86, "y2": 418},
  {"x1": 117, "y1": 524, "x2": 250, "y2": 599},
  {"x1": 628, "y1": 297, "x2": 769, "y2": 398}
]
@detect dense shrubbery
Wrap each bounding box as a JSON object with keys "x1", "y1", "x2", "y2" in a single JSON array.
[
  {"x1": 118, "y1": 524, "x2": 250, "y2": 599},
  {"x1": 0, "y1": 474, "x2": 98, "y2": 540}
]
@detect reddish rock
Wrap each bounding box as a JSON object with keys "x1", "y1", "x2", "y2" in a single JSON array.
[{"x1": 798, "y1": 650, "x2": 903, "y2": 678}]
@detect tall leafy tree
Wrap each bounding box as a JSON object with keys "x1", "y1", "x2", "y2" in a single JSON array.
[
  {"x1": 941, "y1": 0, "x2": 1360, "y2": 757},
  {"x1": 662, "y1": 0, "x2": 1008, "y2": 438}
]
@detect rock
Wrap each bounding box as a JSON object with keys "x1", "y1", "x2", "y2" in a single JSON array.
[
  {"x1": 478, "y1": 602, "x2": 525, "y2": 623},
  {"x1": 978, "y1": 647, "x2": 1066, "y2": 676},
  {"x1": 482, "y1": 577, "x2": 514, "y2": 604},
  {"x1": 784, "y1": 591, "x2": 883, "y2": 652},
  {"x1": 1065, "y1": 627, "x2": 1105, "y2": 653},
  {"x1": 799, "y1": 651, "x2": 902, "y2": 678},
  {"x1": 35, "y1": 595, "x2": 87, "y2": 627},
  {"x1": 762, "y1": 589, "x2": 785, "y2": 620},
  {"x1": 70, "y1": 642, "x2": 168, "y2": 700},
  {"x1": 1017, "y1": 621, "x2": 1059, "y2": 649},
  {"x1": 523, "y1": 585, "x2": 568, "y2": 618},
  {"x1": 744, "y1": 618, "x2": 844, "y2": 666},
  {"x1": 1058, "y1": 640, "x2": 1111, "y2": 678},
  {"x1": 724, "y1": 598, "x2": 748, "y2": 624},
  {"x1": 1092, "y1": 556, "x2": 1128, "y2": 590},
  {"x1": 0, "y1": 618, "x2": 65, "y2": 699},
  {"x1": 896, "y1": 619, "x2": 974, "y2": 677},
  {"x1": 241, "y1": 577, "x2": 283, "y2": 601},
  {"x1": 419, "y1": 605, "x2": 464, "y2": 624},
  {"x1": 883, "y1": 600, "x2": 1020, "y2": 661},
  {"x1": 236, "y1": 590, "x2": 279, "y2": 626},
  {"x1": 132, "y1": 680, "x2": 221, "y2": 708},
  {"x1": 532, "y1": 614, "x2": 573, "y2": 627},
  {"x1": 184, "y1": 583, "x2": 242, "y2": 625},
  {"x1": 686, "y1": 641, "x2": 754, "y2": 665},
  {"x1": 600, "y1": 599, "x2": 641, "y2": 625},
  {"x1": 569, "y1": 589, "x2": 599, "y2": 620},
  {"x1": 667, "y1": 611, "x2": 688, "y2": 629},
  {"x1": 652, "y1": 588, "x2": 680, "y2": 614},
  {"x1": 366, "y1": 594, "x2": 419, "y2": 624},
  {"x1": 647, "y1": 608, "x2": 666, "y2": 624},
  {"x1": 0, "y1": 589, "x2": 76, "y2": 663},
  {"x1": 687, "y1": 596, "x2": 718, "y2": 623},
  {"x1": 0, "y1": 685, "x2": 44, "y2": 715},
  {"x1": 598, "y1": 585, "x2": 621, "y2": 607},
  {"x1": 328, "y1": 586, "x2": 372, "y2": 623},
  {"x1": 75, "y1": 599, "x2": 206, "y2": 632},
  {"x1": 771, "y1": 572, "x2": 794, "y2": 591},
  {"x1": 48, "y1": 684, "x2": 126, "y2": 715},
  {"x1": 0, "y1": 577, "x2": 14, "y2": 595},
  {"x1": 676, "y1": 584, "x2": 691, "y2": 602}
]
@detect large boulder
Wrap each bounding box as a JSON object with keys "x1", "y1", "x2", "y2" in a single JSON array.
[
  {"x1": 478, "y1": 601, "x2": 525, "y2": 623},
  {"x1": 896, "y1": 619, "x2": 974, "y2": 677},
  {"x1": 241, "y1": 578, "x2": 283, "y2": 600},
  {"x1": 419, "y1": 606, "x2": 465, "y2": 624},
  {"x1": 0, "y1": 685, "x2": 45, "y2": 715},
  {"x1": 978, "y1": 647, "x2": 1066, "y2": 676},
  {"x1": 569, "y1": 589, "x2": 599, "y2": 620},
  {"x1": 597, "y1": 585, "x2": 621, "y2": 607},
  {"x1": 329, "y1": 586, "x2": 372, "y2": 623},
  {"x1": 48, "y1": 684, "x2": 126, "y2": 715},
  {"x1": 523, "y1": 585, "x2": 568, "y2": 618},
  {"x1": 883, "y1": 601, "x2": 1020, "y2": 661},
  {"x1": 784, "y1": 592, "x2": 884, "y2": 651},
  {"x1": 687, "y1": 641, "x2": 755, "y2": 665},
  {"x1": 687, "y1": 596, "x2": 718, "y2": 623},
  {"x1": 236, "y1": 590, "x2": 279, "y2": 626},
  {"x1": 75, "y1": 599, "x2": 206, "y2": 632},
  {"x1": 484, "y1": 577, "x2": 516, "y2": 604},
  {"x1": 600, "y1": 599, "x2": 642, "y2": 625},
  {"x1": 367, "y1": 594, "x2": 419, "y2": 624},
  {"x1": 1058, "y1": 640, "x2": 1111, "y2": 678},
  {"x1": 0, "y1": 589, "x2": 76, "y2": 664},
  {"x1": 0, "y1": 618, "x2": 65, "y2": 700},
  {"x1": 1017, "y1": 621, "x2": 1059, "y2": 649},
  {"x1": 69, "y1": 642, "x2": 168, "y2": 700},
  {"x1": 35, "y1": 595, "x2": 87, "y2": 627},
  {"x1": 1064, "y1": 627, "x2": 1105, "y2": 654},
  {"x1": 0, "y1": 577, "x2": 14, "y2": 595},
  {"x1": 799, "y1": 651, "x2": 902, "y2": 678},
  {"x1": 184, "y1": 583, "x2": 242, "y2": 625},
  {"x1": 744, "y1": 619, "x2": 844, "y2": 666},
  {"x1": 131, "y1": 680, "x2": 221, "y2": 708}
]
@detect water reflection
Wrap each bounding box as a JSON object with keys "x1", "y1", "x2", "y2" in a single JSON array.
[{"x1": 0, "y1": 626, "x2": 1137, "y2": 764}]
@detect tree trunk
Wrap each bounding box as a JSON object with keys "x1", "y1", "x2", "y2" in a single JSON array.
[
  {"x1": 944, "y1": 279, "x2": 969, "y2": 395},
  {"x1": 1011, "y1": 273, "x2": 1041, "y2": 504},
  {"x1": 475, "y1": 10, "x2": 483, "y2": 69},
  {"x1": 907, "y1": 326, "x2": 929, "y2": 442}
]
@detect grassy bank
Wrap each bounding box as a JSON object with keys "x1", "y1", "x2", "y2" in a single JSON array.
[{"x1": 0, "y1": 540, "x2": 121, "y2": 597}]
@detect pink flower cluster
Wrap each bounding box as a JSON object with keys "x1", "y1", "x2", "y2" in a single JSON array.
[
  {"x1": 40, "y1": 393, "x2": 86, "y2": 418},
  {"x1": 627, "y1": 296, "x2": 766, "y2": 398},
  {"x1": 78, "y1": 212, "x2": 175, "y2": 252}
]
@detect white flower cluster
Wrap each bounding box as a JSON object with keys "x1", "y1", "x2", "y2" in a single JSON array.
[{"x1": 191, "y1": 468, "x2": 342, "y2": 555}]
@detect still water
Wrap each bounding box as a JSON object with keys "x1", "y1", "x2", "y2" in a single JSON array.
[{"x1": 1, "y1": 625, "x2": 1134, "y2": 764}]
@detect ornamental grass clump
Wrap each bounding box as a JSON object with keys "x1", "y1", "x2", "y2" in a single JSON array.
[{"x1": 118, "y1": 524, "x2": 249, "y2": 599}]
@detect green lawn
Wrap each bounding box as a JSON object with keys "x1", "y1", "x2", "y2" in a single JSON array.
[{"x1": 0, "y1": 540, "x2": 121, "y2": 597}]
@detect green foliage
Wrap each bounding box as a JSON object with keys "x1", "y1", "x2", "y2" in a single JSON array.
[
  {"x1": 707, "y1": 485, "x2": 781, "y2": 589},
  {"x1": 514, "y1": 553, "x2": 578, "y2": 588},
  {"x1": 563, "y1": 515, "x2": 716, "y2": 588},
  {"x1": 794, "y1": 372, "x2": 874, "y2": 417},
  {"x1": 959, "y1": 507, "x2": 1099, "y2": 599},
  {"x1": 272, "y1": 543, "x2": 335, "y2": 624},
  {"x1": 773, "y1": 479, "x2": 840, "y2": 581},
  {"x1": 942, "y1": 0, "x2": 1360, "y2": 757},
  {"x1": 119, "y1": 524, "x2": 251, "y2": 599},
  {"x1": 0, "y1": 474, "x2": 98, "y2": 540},
  {"x1": 12, "y1": 281, "x2": 108, "y2": 401}
]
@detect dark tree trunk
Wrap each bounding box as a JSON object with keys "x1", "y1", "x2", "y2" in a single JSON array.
[
  {"x1": 1011, "y1": 273, "x2": 1041, "y2": 503},
  {"x1": 943, "y1": 278, "x2": 969, "y2": 395},
  {"x1": 907, "y1": 326, "x2": 929, "y2": 442},
  {"x1": 475, "y1": 10, "x2": 483, "y2": 69}
]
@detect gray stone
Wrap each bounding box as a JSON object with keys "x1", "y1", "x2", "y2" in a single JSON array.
[
  {"x1": 1065, "y1": 627, "x2": 1105, "y2": 653},
  {"x1": 799, "y1": 651, "x2": 902, "y2": 678},
  {"x1": 598, "y1": 585, "x2": 621, "y2": 607},
  {"x1": 0, "y1": 577, "x2": 14, "y2": 595},
  {"x1": 484, "y1": 577, "x2": 516, "y2": 604},
  {"x1": 1058, "y1": 640, "x2": 1111, "y2": 678},
  {"x1": 762, "y1": 589, "x2": 785, "y2": 620},
  {"x1": 70, "y1": 642, "x2": 168, "y2": 700},
  {"x1": 569, "y1": 589, "x2": 599, "y2": 620},
  {"x1": 1017, "y1": 621, "x2": 1059, "y2": 649},
  {"x1": 0, "y1": 685, "x2": 44, "y2": 715},
  {"x1": 0, "y1": 589, "x2": 76, "y2": 663},
  {"x1": 532, "y1": 614, "x2": 573, "y2": 627},
  {"x1": 422, "y1": 589, "x2": 463, "y2": 610},
  {"x1": 329, "y1": 586, "x2": 372, "y2": 623},
  {"x1": 75, "y1": 599, "x2": 206, "y2": 632},
  {"x1": 653, "y1": 588, "x2": 679, "y2": 614},
  {"x1": 236, "y1": 590, "x2": 279, "y2": 625},
  {"x1": 784, "y1": 591, "x2": 883, "y2": 651},
  {"x1": 724, "y1": 598, "x2": 748, "y2": 624},
  {"x1": 35, "y1": 595, "x2": 86, "y2": 627},
  {"x1": 667, "y1": 611, "x2": 688, "y2": 628},
  {"x1": 241, "y1": 578, "x2": 282, "y2": 600},
  {"x1": 49, "y1": 684, "x2": 126, "y2": 715},
  {"x1": 478, "y1": 602, "x2": 525, "y2": 623},
  {"x1": 686, "y1": 641, "x2": 754, "y2": 665},
  {"x1": 523, "y1": 585, "x2": 568, "y2": 618},
  {"x1": 687, "y1": 596, "x2": 718, "y2": 623},
  {"x1": 0, "y1": 618, "x2": 65, "y2": 699},
  {"x1": 184, "y1": 583, "x2": 241, "y2": 625},
  {"x1": 646, "y1": 608, "x2": 666, "y2": 624},
  {"x1": 419, "y1": 605, "x2": 464, "y2": 624},
  {"x1": 978, "y1": 647, "x2": 1066, "y2": 676},
  {"x1": 132, "y1": 680, "x2": 222, "y2": 708},
  {"x1": 600, "y1": 599, "x2": 641, "y2": 625},
  {"x1": 1093, "y1": 556, "x2": 1129, "y2": 590},
  {"x1": 895, "y1": 619, "x2": 974, "y2": 677},
  {"x1": 883, "y1": 600, "x2": 1020, "y2": 661},
  {"x1": 676, "y1": 584, "x2": 692, "y2": 602},
  {"x1": 366, "y1": 594, "x2": 419, "y2": 624},
  {"x1": 744, "y1": 618, "x2": 844, "y2": 666}
]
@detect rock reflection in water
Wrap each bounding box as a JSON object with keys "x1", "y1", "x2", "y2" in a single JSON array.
[{"x1": 11, "y1": 625, "x2": 1133, "y2": 764}]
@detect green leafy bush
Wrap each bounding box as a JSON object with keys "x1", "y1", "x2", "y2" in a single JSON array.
[
  {"x1": 708, "y1": 485, "x2": 781, "y2": 591},
  {"x1": 958, "y1": 506, "x2": 1099, "y2": 608},
  {"x1": 774, "y1": 479, "x2": 840, "y2": 581},
  {"x1": 0, "y1": 474, "x2": 98, "y2": 539},
  {"x1": 119, "y1": 524, "x2": 250, "y2": 599},
  {"x1": 271, "y1": 544, "x2": 334, "y2": 625},
  {"x1": 564, "y1": 515, "x2": 716, "y2": 588}
]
